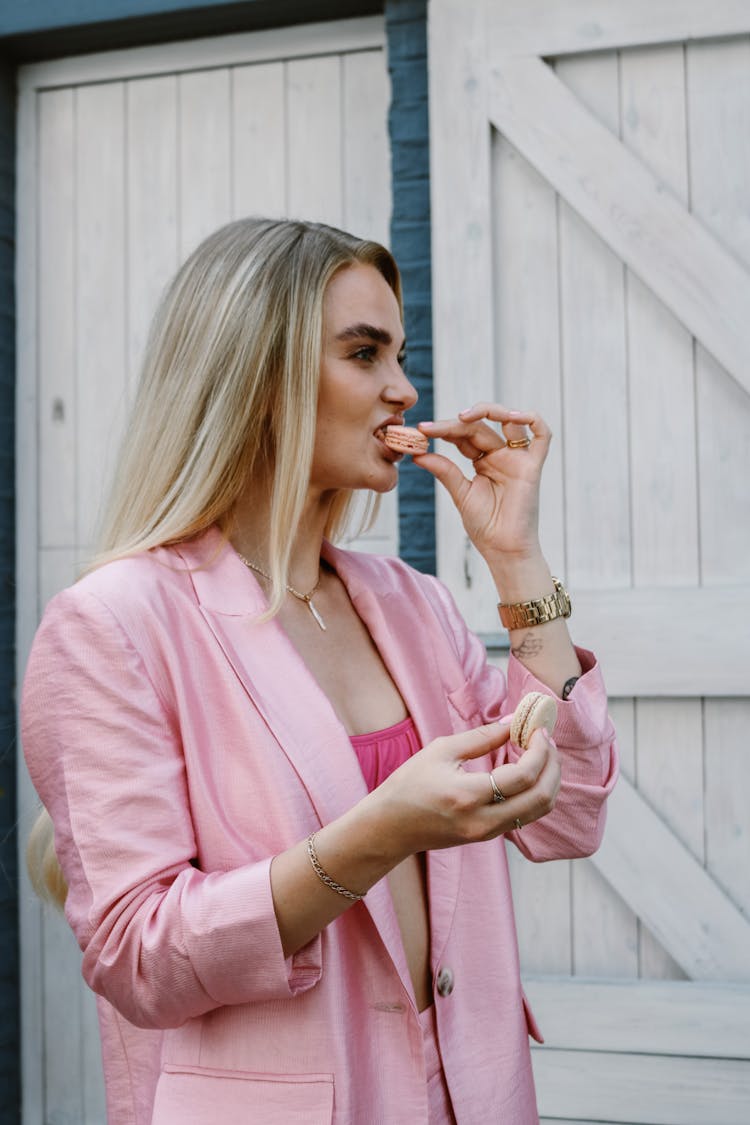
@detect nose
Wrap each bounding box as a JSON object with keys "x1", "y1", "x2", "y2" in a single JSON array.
[{"x1": 384, "y1": 360, "x2": 418, "y2": 411}]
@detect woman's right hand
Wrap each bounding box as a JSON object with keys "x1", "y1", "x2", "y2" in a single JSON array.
[{"x1": 369, "y1": 720, "x2": 561, "y2": 862}]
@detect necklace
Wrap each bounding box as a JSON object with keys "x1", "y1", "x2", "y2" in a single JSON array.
[{"x1": 237, "y1": 553, "x2": 327, "y2": 631}]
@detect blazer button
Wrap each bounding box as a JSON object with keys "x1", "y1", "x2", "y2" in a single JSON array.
[{"x1": 436, "y1": 967, "x2": 454, "y2": 997}]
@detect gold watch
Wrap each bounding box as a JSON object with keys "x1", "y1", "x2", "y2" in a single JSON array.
[{"x1": 498, "y1": 577, "x2": 571, "y2": 631}]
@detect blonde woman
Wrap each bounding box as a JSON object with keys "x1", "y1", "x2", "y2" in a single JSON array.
[{"x1": 23, "y1": 218, "x2": 617, "y2": 1125}]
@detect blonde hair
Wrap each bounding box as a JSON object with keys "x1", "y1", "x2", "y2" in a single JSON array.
[{"x1": 29, "y1": 217, "x2": 403, "y2": 907}]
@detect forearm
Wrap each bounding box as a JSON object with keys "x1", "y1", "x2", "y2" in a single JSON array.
[
  {"x1": 487, "y1": 552, "x2": 581, "y2": 697},
  {"x1": 270, "y1": 792, "x2": 403, "y2": 958}
]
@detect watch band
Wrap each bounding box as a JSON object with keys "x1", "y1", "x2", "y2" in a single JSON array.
[{"x1": 498, "y1": 577, "x2": 571, "y2": 631}]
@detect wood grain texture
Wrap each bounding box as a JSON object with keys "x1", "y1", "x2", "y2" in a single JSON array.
[
  {"x1": 489, "y1": 54, "x2": 750, "y2": 397},
  {"x1": 287, "y1": 54, "x2": 343, "y2": 227},
  {"x1": 489, "y1": 0, "x2": 750, "y2": 58},
  {"x1": 232, "y1": 62, "x2": 287, "y2": 220},
  {"x1": 178, "y1": 67, "x2": 232, "y2": 257}
]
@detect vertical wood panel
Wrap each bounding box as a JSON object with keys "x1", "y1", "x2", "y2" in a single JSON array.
[
  {"x1": 287, "y1": 55, "x2": 344, "y2": 226},
  {"x1": 704, "y1": 700, "x2": 750, "y2": 918},
  {"x1": 555, "y1": 54, "x2": 631, "y2": 590},
  {"x1": 491, "y1": 136, "x2": 565, "y2": 570},
  {"x1": 42, "y1": 910, "x2": 86, "y2": 1123},
  {"x1": 231, "y1": 62, "x2": 287, "y2": 219},
  {"x1": 179, "y1": 68, "x2": 232, "y2": 256},
  {"x1": 38, "y1": 90, "x2": 76, "y2": 550},
  {"x1": 342, "y1": 49, "x2": 390, "y2": 243},
  {"x1": 126, "y1": 75, "x2": 179, "y2": 392},
  {"x1": 75, "y1": 83, "x2": 127, "y2": 553}
]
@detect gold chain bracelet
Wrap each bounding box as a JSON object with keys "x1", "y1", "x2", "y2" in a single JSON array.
[{"x1": 306, "y1": 833, "x2": 364, "y2": 902}]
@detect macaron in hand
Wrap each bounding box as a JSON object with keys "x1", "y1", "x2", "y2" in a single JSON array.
[
  {"x1": 382, "y1": 425, "x2": 429, "y2": 456},
  {"x1": 510, "y1": 692, "x2": 558, "y2": 749}
]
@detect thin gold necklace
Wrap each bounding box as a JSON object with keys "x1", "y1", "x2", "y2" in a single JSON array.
[{"x1": 236, "y1": 553, "x2": 327, "y2": 631}]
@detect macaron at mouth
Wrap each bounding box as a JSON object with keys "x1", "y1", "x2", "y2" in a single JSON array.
[{"x1": 381, "y1": 425, "x2": 429, "y2": 455}]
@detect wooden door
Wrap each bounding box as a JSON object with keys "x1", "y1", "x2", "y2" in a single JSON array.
[
  {"x1": 16, "y1": 17, "x2": 392, "y2": 1123},
  {"x1": 429, "y1": 2, "x2": 750, "y2": 1122}
]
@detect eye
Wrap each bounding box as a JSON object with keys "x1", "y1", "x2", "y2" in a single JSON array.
[
  {"x1": 397, "y1": 350, "x2": 408, "y2": 371},
  {"x1": 351, "y1": 345, "x2": 377, "y2": 363}
]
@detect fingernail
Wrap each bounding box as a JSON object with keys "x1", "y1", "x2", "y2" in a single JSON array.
[{"x1": 508, "y1": 411, "x2": 523, "y2": 418}]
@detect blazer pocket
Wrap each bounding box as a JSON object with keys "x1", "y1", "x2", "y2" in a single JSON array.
[
  {"x1": 446, "y1": 679, "x2": 482, "y2": 727},
  {"x1": 153, "y1": 1065, "x2": 334, "y2": 1125}
]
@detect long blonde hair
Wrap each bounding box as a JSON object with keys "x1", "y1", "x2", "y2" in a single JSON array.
[{"x1": 29, "y1": 217, "x2": 403, "y2": 907}]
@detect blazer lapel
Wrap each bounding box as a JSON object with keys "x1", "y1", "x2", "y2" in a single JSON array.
[{"x1": 177, "y1": 530, "x2": 419, "y2": 1004}]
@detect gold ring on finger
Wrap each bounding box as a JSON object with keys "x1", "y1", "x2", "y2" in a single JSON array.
[
  {"x1": 514, "y1": 817, "x2": 523, "y2": 830},
  {"x1": 472, "y1": 450, "x2": 487, "y2": 463},
  {"x1": 489, "y1": 772, "x2": 506, "y2": 803},
  {"x1": 506, "y1": 437, "x2": 531, "y2": 450}
]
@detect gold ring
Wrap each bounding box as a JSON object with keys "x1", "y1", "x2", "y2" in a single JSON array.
[
  {"x1": 489, "y1": 772, "x2": 506, "y2": 803},
  {"x1": 514, "y1": 817, "x2": 523, "y2": 830},
  {"x1": 472, "y1": 451, "x2": 487, "y2": 463},
  {"x1": 506, "y1": 437, "x2": 531, "y2": 450}
]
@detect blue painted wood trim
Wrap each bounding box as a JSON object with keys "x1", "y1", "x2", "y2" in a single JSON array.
[
  {"x1": 0, "y1": 55, "x2": 18, "y2": 1125},
  {"x1": 385, "y1": 0, "x2": 435, "y2": 574}
]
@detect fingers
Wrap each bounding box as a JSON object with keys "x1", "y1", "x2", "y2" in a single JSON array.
[
  {"x1": 419, "y1": 405, "x2": 552, "y2": 468},
  {"x1": 433, "y1": 720, "x2": 512, "y2": 764}
]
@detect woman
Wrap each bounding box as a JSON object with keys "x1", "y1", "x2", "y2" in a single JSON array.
[{"x1": 23, "y1": 218, "x2": 617, "y2": 1125}]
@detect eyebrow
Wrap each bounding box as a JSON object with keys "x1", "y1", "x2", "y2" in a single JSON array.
[{"x1": 335, "y1": 323, "x2": 405, "y2": 349}]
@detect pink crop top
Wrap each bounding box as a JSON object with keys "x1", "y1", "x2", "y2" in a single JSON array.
[{"x1": 350, "y1": 715, "x2": 421, "y2": 792}]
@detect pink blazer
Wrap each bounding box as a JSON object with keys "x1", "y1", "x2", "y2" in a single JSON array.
[{"x1": 22, "y1": 527, "x2": 617, "y2": 1125}]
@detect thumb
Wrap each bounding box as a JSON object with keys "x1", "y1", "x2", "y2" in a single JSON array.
[
  {"x1": 412, "y1": 452, "x2": 472, "y2": 509},
  {"x1": 447, "y1": 720, "x2": 511, "y2": 763}
]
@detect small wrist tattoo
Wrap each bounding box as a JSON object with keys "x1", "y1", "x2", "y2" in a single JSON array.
[
  {"x1": 561, "y1": 675, "x2": 580, "y2": 701},
  {"x1": 511, "y1": 633, "x2": 544, "y2": 660}
]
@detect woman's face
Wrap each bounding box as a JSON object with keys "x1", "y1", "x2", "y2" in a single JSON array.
[{"x1": 311, "y1": 262, "x2": 418, "y2": 496}]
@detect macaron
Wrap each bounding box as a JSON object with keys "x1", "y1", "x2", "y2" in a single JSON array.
[
  {"x1": 382, "y1": 425, "x2": 429, "y2": 455},
  {"x1": 510, "y1": 692, "x2": 558, "y2": 749}
]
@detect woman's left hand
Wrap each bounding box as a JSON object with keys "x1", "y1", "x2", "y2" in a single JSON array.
[{"x1": 413, "y1": 403, "x2": 552, "y2": 562}]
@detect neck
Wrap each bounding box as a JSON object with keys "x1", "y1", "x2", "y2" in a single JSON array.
[{"x1": 230, "y1": 482, "x2": 334, "y2": 591}]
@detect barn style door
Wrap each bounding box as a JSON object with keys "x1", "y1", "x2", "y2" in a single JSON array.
[
  {"x1": 16, "y1": 18, "x2": 392, "y2": 1123},
  {"x1": 429, "y1": 2, "x2": 750, "y2": 1122}
]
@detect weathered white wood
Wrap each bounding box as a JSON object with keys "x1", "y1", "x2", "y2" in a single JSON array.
[
  {"x1": 19, "y1": 17, "x2": 386, "y2": 89},
  {"x1": 38, "y1": 90, "x2": 76, "y2": 551},
  {"x1": 342, "y1": 49, "x2": 391, "y2": 244},
  {"x1": 126, "y1": 75, "x2": 179, "y2": 392},
  {"x1": 231, "y1": 62, "x2": 287, "y2": 220},
  {"x1": 704, "y1": 700, "x2": 750, "y2": 919},
  {"x1": 429, "y1": 0, "x2": 496, "y2": 633},
  {"x1": 532, "y1": 1048, "x2": 750, "y2": 1124},
  {"x1": 43, "y1": 910, "x2": 87, "y2": 1122},
  {"x1": 688, "y1": 39, "x2": 750, "y2": 589},
  {"x1": 591, "y1": 776, "x2": 750, "y2": 981},
  {"x1": 491, "y1": 136, "x2": 565, "y2": 573},
  {"x1": 489, "y1": 0, "x2": 750, "y2": 58},
  {"x1": 569, "y1": 586, "x2": 750, "y2": 696},
  {"x1": 509, "y1": 848, "x2": 572, "y2": 976},
  {"x1": 488, "y1": 54, "x2": 750, "y2": 398},
  {"x1": 636, "y1": 699, "x2": 703, "y2": 980},
  {"x1": 286, "y1": 55, "x2": 343, "y2": 227},
  {"x1": 556, "y1": 54, "x2": 630, "y2": 594},
  {"x1": 178, "y1": 68, "x2": 232, "y2": 257},
  {"x1": 75, "y1": 82, "x2": 128, "y2": 553},
  {"x1": 621, "y1": 46, "x2": 700, "y2": 590},
  {"x1": 523, "y1": 978, "x2": 750, "y2": 1057},
  {"x1": 572, "y1": 860, "x2": 639, "y2": 979}
]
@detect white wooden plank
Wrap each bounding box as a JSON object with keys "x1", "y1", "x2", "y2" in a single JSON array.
[
  {"x1": 488, "y1": 0, "x2": 750, "y2": 58},
  {"x1": 556, "y1": 54, "x2": 630, "y2": 592},
  {"x1": 570, "y1": 586, "x2": 750, "y2": 697},
  {"x1": 179, "y1": 68, "x2": 232, "y2": 257},
  {"x1": 429, "y1": 0, "x2": 496, "y2": 634},
  {"x1": 286, "y1": 55, "x2": 344, "y2": 227},
  {"x1": 572, "y1": 860, "x2": 638, "y2": 978},
  {"x1": 342, "y1": 49, "x2": 390, "y2": 245},
  {"x1": 231, "y1": 62, "x2": 287, "y2": 220},
  {"x1": 490, "y1": 136, "x2": 565, "y2": 574},
  {"x1": 621, "y1": 45, "x2": 700, "y2": 589},
  {"x1": 704, "y1": 700, "x2": 750, "y2": 919},
  {"x1": 488, "y1": 54, "x2": 750, "y2": 398},
  {"x1": 636, "y1": 699, "x2": 703, "y2": 981},
  {"x1": 126, "y1": 75, "x2": 179, "y2": 393},
  {"x1": 18, "y1": 17, "x2": 386, "y2": 90},
  {"x1": 590, "y1": 776, "x2": 750, "y2": 981},
  {"x1": 75, "y1": 83, "x2": 128, "y2": 553},
  {"x1": 43, "y1": 910, "x2": 86, "y2": 1122},
  {"x1": 38, "y1": 90, "x2": 76, "y2": 551},
  {"x1": 688, "y1": 39, "x2": 750, "y2": 587},
  {"x1": 508, "y1": 847, "x2": 572, "y2": 976},
  {"x1": 523, "y1": 978, "x2": 750, "y2": 1057},
  {"x1": 532, "y1": 1048, "x2": 750, "y2": 1124},
  {"x1": 81, "y1": 982, "x2": 106, "y2": 1122},
  {"x1": 15, "y1": 79, "x2": 45, "y2": 1125}
]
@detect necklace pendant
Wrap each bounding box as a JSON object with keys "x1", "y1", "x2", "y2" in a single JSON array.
[{"x1": 306, "y1": 598, "x2": 327, "y2": 631}]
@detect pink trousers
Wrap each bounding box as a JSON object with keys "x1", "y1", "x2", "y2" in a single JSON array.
[{"x1": 419, "y1": 1005, "x2": 457, "y2": 1125}]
